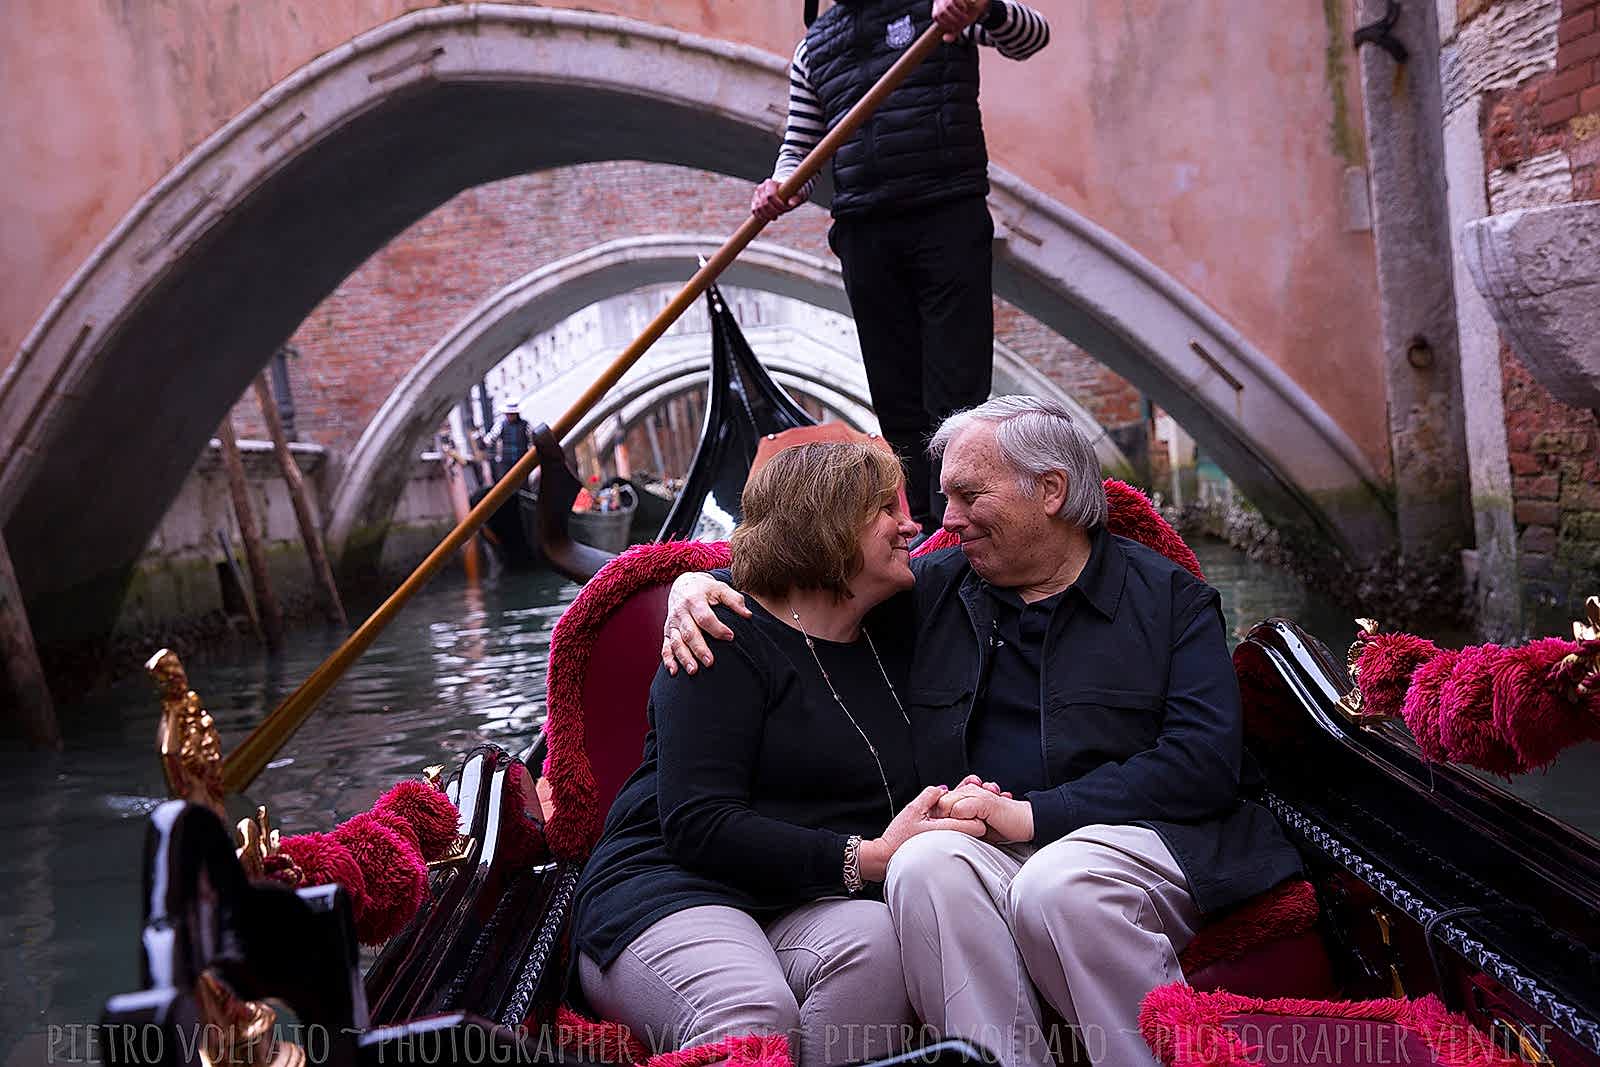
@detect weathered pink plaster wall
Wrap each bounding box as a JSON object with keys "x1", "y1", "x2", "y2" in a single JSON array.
[{"x1": 0, "y1": 0, "x2": 1385, "y2": 473}]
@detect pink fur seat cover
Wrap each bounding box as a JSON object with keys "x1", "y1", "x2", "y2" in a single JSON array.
[{"x1": 539, "y1": 479, "x2": 1320, "y2": 1063}]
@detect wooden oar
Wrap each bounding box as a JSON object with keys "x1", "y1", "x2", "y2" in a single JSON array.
[{"x1": 221, "y1": 22, "x2": 950, "y2": 794}]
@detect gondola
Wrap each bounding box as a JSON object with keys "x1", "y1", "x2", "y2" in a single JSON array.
[
  {"x1": 102, "y1": 453, "x2": 1600, "y2": 1066},
  {"x1": 470, "y1": 483, "x2": 541, "y2": 570},
  {"x1": 475, "y1": 283, "x2": 815, "y2": 582},
  {"x1": 96, "y1": 22, "x2": 1600, "y2": 1055}
]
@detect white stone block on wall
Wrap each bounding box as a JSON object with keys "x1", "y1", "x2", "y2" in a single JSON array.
[
  {"x1": 1488, "y1": 149, "x2": 1574, "y2": 214},
  {"x1": 1440, "y1": 0, "x2": 1560, "y2": 117}
]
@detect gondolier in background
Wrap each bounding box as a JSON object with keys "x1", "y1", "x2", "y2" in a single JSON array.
[
  {"x1": 483, "y1": 399, "x2": 531, "y2": 481},
  {"x1": 752, "y1": 0, "x2": 1050, "y2": 534}
]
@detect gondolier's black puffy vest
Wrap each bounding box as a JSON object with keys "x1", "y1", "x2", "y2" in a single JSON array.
[{"x1": 805, "y1": 0, "x2": 988, "y2": 217}]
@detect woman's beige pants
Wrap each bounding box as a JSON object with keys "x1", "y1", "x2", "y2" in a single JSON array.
[
  {"x1": 885, "y1": 825, "x2": 1201, "y2": 1067},
  {"x1": 578, "y1": 899, "x2": 916, "y2": 1067}
]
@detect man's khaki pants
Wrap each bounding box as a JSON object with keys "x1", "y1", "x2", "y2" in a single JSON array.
[{"x1": 885, "y1": 825, "x2": 1201, "y2": 1067}]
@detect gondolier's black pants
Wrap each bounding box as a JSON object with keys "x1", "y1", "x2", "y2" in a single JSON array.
[{"x1": 829, "y1": 195, "x2": 995, "y2": 532}]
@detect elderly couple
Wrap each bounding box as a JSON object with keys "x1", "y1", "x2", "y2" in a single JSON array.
[{"x1": 569, "y1": 396, "x2": 1302, "y2": 1067}]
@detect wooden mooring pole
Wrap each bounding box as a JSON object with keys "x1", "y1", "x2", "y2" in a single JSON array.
[
  {"x1": 217, "y1": 419, "x2": 285, "y2": 650},
  {"x1": 253, "y1": 372, "x2": 348, "y2": 628},
  {"x1": 0, "y1": 531, "x2": 61, "y2": 746}
]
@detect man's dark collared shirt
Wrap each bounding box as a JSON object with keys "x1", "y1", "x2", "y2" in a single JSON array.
[
  {"x1": 900, "y1": 524, "x2": 1304, "y2": 913},
  {"x1": 967, "y1": 586, "x2": 1062, "y2": 796}
]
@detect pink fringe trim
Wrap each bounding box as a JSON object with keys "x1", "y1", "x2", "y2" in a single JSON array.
[
  {"x1": 647, "y1": 1032, "x2": 792, "y2": 1067},
  {"x1": 1139, "y1": 984, "x2": 1521, "y2": 1066},
  {"x1": 551, "y1": 1006, "x2": 792, "y2": 1067}
]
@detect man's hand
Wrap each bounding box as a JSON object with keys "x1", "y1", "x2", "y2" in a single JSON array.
[
  {"x1": 956, "y1": 772, "x2": 1013, "y2": 799},
  {"x1": 932, "y1": 0, "x2": 990, "y2": 41},
  {"x1": 937, "y1": 783, "x2": 1034, "y2": 843},
  {"x1": 751, "y1": 179, "x2": 805, "y2": 222},
  {"x1": 859, "y1": 786, "x2": 986, "y2": 882},
  {"x1": 662, "y1": 573, "x2": 751, "y2": 675}
]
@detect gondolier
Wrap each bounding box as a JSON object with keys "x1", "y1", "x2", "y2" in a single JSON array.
[
  {"x1": 483, "y1": 400, "x2": 532, "y2": 481},
  {"x1": 753, "y1": 0, "x2": 1050, "y2": 532}
]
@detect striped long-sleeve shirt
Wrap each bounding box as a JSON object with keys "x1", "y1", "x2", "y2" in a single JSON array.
[{"x1": 772, "y1": 0, "x2": 1050, "y2": 195}]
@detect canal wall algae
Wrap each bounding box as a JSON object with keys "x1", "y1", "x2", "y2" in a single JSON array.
[{"x1": 28, "y1": 443, "x2": 459, "y2": 705}]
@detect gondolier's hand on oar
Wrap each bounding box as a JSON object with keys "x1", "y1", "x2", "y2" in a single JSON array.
[
  {"x1": 751, "y1": 179, "x2": 805, "y2": 223},
  {"x1": 663, "y1": 571, "x2": 751, "y2": 675},
  {"x1": 932, "y1": 0, "x2": 990, "y2": 41}
]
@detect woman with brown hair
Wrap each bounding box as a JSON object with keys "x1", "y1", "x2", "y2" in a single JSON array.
[{"x1": 570, "y1": 442, "x2": 983, "y2": 1067}]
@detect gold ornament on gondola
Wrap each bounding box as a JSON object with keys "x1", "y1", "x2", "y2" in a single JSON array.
[
  {"x1": 1561, "y1": 595, "x2": 1600, "y2": 699},
  {"x1": 196, "y1": 972, "x2": 306, "y2": 1067},
  {"x1": 235, "y1": 804, "x2": 301, "y2": 884},
  {"x1": 419, "y1": 765, "x2": 474, "y2": 867},
  {"x1": 1336, "y1": 619, "x2": 1383, "y2": 721},
  {"x1": 147, "y1": 648, "x2": 225, "y2": 816}
]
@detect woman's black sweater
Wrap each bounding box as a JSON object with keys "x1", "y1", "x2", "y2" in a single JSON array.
[{"x1": 571, "y1": 599, "x2": 919, "y2": 969}]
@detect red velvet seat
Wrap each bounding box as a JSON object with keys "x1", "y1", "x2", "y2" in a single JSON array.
[{"x1": 1179, "y1": 885, "x2": 1334, "y2": 998}]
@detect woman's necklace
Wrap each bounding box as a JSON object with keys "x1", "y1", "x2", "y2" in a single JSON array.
[{"x1": 789, "y1": 604, "x2": 910, "y2": 822}]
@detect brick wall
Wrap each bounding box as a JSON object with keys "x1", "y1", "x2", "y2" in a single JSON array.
[
  {"x1": 1482, "y1": 0, "x2": 1600, "y2": 198},
  {"x1": 1473, "y1": 0, "x2": 1600, "y2": 624},
  {"x1": 225, "y1": 161, "x2": 1143, "y2": 474},
  {"x1": 1504, "y1": 352, "x2": 1600, "y2": 619}
]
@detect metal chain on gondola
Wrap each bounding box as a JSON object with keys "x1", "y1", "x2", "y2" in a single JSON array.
[
  {"x1": 1264, "y1": 792, "x2": 1600, "y2": 1056},
  {"x1": 1335, "y1": 791, "x2": 1600, "y2": 987}
]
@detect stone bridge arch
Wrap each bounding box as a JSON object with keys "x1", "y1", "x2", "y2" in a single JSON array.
[
  {"x1": 326, "y1": 235, "x2": 1133, "y2": 569},
  {"x1": 0, "y1": 5, "x2": 1389, "y2": 633}
]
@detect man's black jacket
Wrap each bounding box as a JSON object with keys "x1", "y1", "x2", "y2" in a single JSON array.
[{"x1": 897, "y1": 527, "x2": 1304, "y2": 914}]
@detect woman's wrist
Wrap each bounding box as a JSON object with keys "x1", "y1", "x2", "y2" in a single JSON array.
[{"x1": 857, "y1": 837, "x2": 892, "y2": 883}]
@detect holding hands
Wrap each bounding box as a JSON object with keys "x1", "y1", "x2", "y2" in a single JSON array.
[
  {"x1": 859, "y1": 785, "x2": 985, "y2": 881},
  {"x1": 864, "y1": 776, "x2": 1031, "y2": 883},
  {"x1": 937, "y1": 776, "x2": 1035, "y2": 844},
  {"x1": 659, "y1": 578, "x2": 1036, "y2": 869}
]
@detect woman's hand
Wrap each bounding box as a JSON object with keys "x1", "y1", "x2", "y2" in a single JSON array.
[
  {"x1": 662, "y1": 573, "x2": 751, "y2": 674},
  {"x1": 858, "y1": 786, "x2": 986, "y2": 882},
  {"x1": 936, "y1": 784, "x2": 1034, "y2": 844}
]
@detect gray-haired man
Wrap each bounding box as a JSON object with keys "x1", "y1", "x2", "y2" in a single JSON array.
[{"x1": 663, "y1": 396, "x2": 1302, "y2": 1066}]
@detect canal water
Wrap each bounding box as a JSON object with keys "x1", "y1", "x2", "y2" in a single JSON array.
[{"x1": 0, "y1": 540, "x2": 1593, "y2": 1064}]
